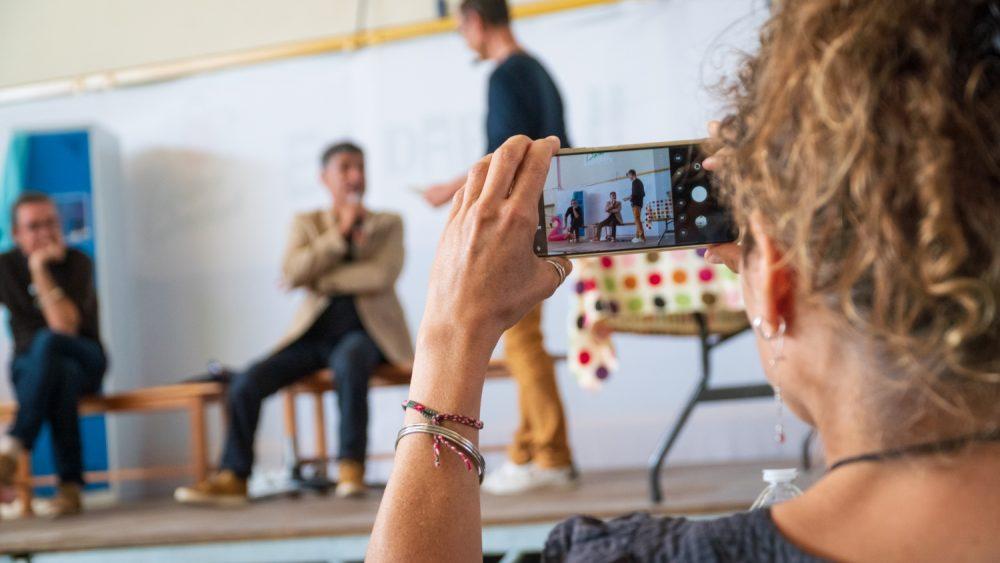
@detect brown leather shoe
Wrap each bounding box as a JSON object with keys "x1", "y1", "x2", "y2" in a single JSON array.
[
  {"x1": 174, "y1": 470, "x2": 248, "y2": 507},
  {"x1": 0, "y1": 436, "x2": 23, "y2": 487},
  {"x1": 334, "y1": 460, "x2": 367, "y2": 498},
  {"x1": 0, "y1": 450, "x2": 17, "y2": 488},
  {"x1": 44, "y1": 483, "x2": 83, "y2": 518}
]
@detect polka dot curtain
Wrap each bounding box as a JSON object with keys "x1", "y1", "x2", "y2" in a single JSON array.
[{"x1": 568, "y1": 248, "x2": 745, "y2": 389}]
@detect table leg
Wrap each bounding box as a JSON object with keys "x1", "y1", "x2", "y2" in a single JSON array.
[
  {"x1": 312, "y1": 392, "x2": 328, "y2": 478},
  {"x1": 648, "y1": 382, "x2": 705, "y2": 504},
  {"x1": 648, "y1": 314, "x2": 711, "y2": 504},
  {"x1": 801, "y1": 429, "x2": 816, "y2": 470},
  {"x1": 16, "y1": 450, "x2": 33, "y2": 517},
  {"x1": 190, "y1": 397, "x2": 208, "y2": 482},
  {"x1": 283, "y1": 391, "x2": 300, "y2": 466}
]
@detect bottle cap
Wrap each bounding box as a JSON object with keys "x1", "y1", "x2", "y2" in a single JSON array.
[{"x1": 762, "y1": 468, "x2": 798, "y2": 483}]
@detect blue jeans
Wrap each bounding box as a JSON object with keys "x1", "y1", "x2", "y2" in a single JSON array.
[
  {"x1": 220, "y1": 330, "x2": 384, "y2": 478},
  {"x1": 8, "y1": 330, "x2": 107, "y2": 485}
]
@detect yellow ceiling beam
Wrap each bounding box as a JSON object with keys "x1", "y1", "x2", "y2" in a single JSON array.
[{"x1": 0, "y1": 0, "x2": 620, "y2": 107}]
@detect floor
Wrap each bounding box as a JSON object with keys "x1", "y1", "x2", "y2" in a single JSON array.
[{"x1": 0, "y1": 460, "x2": 818, "y2": 560}]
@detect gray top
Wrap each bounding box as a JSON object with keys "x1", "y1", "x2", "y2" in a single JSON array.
[{"x1": 543, "y1": 508, "x2": 827, "y2": 562}]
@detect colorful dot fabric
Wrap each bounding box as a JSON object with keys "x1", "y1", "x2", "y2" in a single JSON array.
[{"x1": 568, "y1": 249, "x2": 744, "y2": 389}]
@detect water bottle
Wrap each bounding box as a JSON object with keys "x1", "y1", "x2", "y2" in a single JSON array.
[{"x1": 750, "y1": 468, "x2": 803, "y2": 509}]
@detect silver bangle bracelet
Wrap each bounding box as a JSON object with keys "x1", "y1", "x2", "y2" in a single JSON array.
[{"x1": 395, "y1": 423, "x2": 486, "y2": 484}]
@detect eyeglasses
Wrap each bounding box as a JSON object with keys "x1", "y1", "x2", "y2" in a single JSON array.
[{"x1": 20, "y1": 218, "x2": 60, "y2": 233}]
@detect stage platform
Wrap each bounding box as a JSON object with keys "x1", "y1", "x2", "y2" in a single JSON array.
[{"x1": 0, "y1": 460, "x2": 818, "y2": 562}]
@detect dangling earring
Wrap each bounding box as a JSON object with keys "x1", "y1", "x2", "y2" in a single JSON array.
[{"x1": 752, "y1": 315, "x2": 787, "y2": 444}]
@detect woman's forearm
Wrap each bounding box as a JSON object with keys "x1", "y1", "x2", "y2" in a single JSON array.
[
  {"x1": 368, "y1": 136, "x2": 567, "y2": 562},
  {"x1": 367, "y1": 326, "x2": 499, "y2": 563}
]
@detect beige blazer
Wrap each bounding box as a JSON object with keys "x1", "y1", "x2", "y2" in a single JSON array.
[
  {"x1": 274, "y1": 209, "x2": 414, "y2": 369},
  {"x1": 605, "y1": 199, "x2": 624, "y2": 224}
]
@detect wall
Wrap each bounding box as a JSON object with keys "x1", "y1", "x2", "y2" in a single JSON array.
[
  {"x1": 0, "y1": 0, "x2": 808, "y2": 496},
  {"x1": 0, "y1": 0, "x2": 552, "y2": 89}
]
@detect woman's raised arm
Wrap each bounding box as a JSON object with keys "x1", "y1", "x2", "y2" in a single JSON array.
[{"x1": 367, "y1": 135, "x2": 571, "y2": 563}]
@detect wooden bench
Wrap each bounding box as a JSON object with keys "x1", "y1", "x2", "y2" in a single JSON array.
[
  {"x1": 282, "y1": 358, "x2": 561, "y2": 477},
  {"x1": 0, "y1": 355, "x2": 563, "y2": 510},
  {"x1": 0, "y1": 382, "x2": 225, "y2": 517}
]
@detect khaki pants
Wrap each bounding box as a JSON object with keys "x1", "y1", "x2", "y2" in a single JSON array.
[
  {"x1": 503, "y1": 304, "x2": 572, "y2": 468},
  {"x1": 632, "y1": 205, "x2": 646, "y2": 240}
]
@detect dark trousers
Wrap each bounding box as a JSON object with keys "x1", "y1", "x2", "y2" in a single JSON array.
[
  {"x1": 8, "y1": 330, "x2": 107, "y2": 485},
  {"x1": 567, "y1": 219, "x2": 584, "y2": 239},
  {"x1": 597, "y1": 215, "x2": 622, "y2": 240},
  {"x1": 220, "y1": 330, "x2": 384, "y2": 478}
]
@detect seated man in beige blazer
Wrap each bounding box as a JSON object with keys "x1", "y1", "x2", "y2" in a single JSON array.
[{"x1": 176, "y1": 141, "x2": 413, "y2": 505}]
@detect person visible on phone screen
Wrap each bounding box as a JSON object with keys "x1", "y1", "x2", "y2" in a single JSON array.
[
  {"x1": 418, "y1": 0, "x2": 576, "y2": 495},
  {"x1": 624, "y1": 169, "x2": 646, "y2": 243},
  {"x1": 596, "y1": 192, "x2": 624, "y2": 242},
  {"x1": 564, "y1": 199, "x2": 584, "y2": 243}
]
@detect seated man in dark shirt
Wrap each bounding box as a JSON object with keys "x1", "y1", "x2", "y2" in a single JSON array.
[
  {"x1": 175, "y1": 141, "x2": 414, "y2": 506},
  {"x1": 563, "y1": 199, "x2": 584, "y2": 243},
  {"x1": 0, "y1": 192, "x2": 107, "y2": 517}
]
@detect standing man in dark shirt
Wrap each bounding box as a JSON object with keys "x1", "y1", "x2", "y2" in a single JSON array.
[
  {"x1": 624, "y1": 169, "x2": 646, "y2": 243},
  {"x1": 175, "y1": 141, "x2": 413, "y2": 506},
  {"x1": 422, "y1": 0, "x2": 575, "y2": 495},
  {"x1": 0, "y1": 192, "x2": 107, "y2": 517}
]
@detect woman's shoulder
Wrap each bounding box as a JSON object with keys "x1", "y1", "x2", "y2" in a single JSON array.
[{"x1": 543, "y1": 509, "x2": 826, "y2": 562}]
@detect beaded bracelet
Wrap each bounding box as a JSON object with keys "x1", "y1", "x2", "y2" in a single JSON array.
[
  {"x1": 401, "y1": 399, "x2": 484, "y2": 429},
  {"x1": 401, "y1": 399, "x2": 484, "y2": 473}
]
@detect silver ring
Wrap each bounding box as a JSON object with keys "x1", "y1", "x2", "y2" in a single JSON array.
[{"x1": 545, "y1": 259, "x2": 567, "y2": 284}]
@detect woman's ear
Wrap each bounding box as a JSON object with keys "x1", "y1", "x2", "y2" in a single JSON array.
[{"x1": 748, "y1": 213, "x2": 796, "y2": 333}]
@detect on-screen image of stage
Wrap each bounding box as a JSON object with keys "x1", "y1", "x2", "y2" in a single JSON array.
[{"x1": 542, "y1": 146, "x2": 677, "y2": 257}]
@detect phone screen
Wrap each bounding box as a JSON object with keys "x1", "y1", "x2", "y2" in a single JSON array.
[{"x1": 534, "y1": 141, "x2": 736, "y2": 258}]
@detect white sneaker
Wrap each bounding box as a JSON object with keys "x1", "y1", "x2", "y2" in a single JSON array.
[
  {"x1": 631, "y1": 237, "x2": 643, "y2": 243},
  {"x1": 481, "y1": 461, "x2": 577, "y2": 496}
]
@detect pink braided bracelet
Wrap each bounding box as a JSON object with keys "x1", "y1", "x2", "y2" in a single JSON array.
[{"x1": 402, "y1": 399, "x2": 484, "y2": 470}]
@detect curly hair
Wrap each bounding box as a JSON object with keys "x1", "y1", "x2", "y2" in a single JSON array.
[{"x1": 714, "y1": 0, "x2": 1000, "y2": 444}]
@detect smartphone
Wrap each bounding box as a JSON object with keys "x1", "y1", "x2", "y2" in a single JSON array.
[{"x1": 534, "y1": 140, "x2": 736, "y2": 258}]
